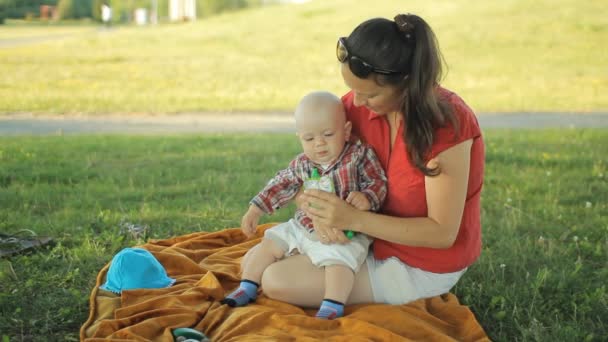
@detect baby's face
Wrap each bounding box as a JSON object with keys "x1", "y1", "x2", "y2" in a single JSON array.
[{"x1": 297, "y1": 111, "x2": 348, "y2": 165}]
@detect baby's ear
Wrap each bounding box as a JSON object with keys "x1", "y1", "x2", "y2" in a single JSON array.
[{"x1": 344, "y1": 121, "x2": 353, "y2": 141}]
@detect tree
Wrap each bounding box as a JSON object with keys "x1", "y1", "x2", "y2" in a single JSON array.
[
  {"x1": 56, "y1": 0, "x2": 92, "y2": 19},
  {"x1": 56, "y1": 0, "x2": 73, "y2": 19},
  {"x1": 0, "y1": 0, "x2": 15, "y2": 24},
  {"x1": 92, "y1": 0, "x2": 105, "y2": 21}
]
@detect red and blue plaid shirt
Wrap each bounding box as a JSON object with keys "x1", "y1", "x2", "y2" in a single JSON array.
[{"x1": 251, "y1": 142, "x2": 387, "y2": 231}]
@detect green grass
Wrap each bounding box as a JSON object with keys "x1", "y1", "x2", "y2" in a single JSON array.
[
  {"x1": 0, "y1": 130, "x2": 606, "y2": 341},
  {"x1": 0, "y1": 0, "x2": 606, "y2": 114}
]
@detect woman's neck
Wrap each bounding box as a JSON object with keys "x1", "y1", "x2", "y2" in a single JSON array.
[
  {"x1": 387, "y1": 111, "x2": 402, "y2": 150},
  {"x1": 387, "y1": 111, "x2": 402, "y2": 127}
]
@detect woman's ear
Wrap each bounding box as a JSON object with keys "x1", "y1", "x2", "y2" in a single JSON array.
[{"x1": 344, "y1": 121, "x2": 353, "y2": 141}]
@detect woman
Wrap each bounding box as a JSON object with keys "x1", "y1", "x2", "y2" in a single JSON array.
[{"x1": 252, "y1": 13, "x2": 484, "y2": 307}]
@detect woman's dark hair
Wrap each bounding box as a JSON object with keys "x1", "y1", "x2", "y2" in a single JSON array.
[{"x1": 345, "y1": 14, "x2": 458, "y2": 176}]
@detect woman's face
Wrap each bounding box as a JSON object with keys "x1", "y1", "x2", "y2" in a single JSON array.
[{"x1": 340, "y1": 63, "x2": 403, "y2": 116}]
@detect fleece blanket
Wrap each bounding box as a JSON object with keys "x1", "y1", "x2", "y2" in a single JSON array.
[{"x1": 80, "y1": 223, "x2": 489, "y2": 341}]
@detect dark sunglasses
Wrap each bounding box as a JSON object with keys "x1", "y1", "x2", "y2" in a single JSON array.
[{"x1": 336, "y1": 37, "x2": 402, "y2": 77}]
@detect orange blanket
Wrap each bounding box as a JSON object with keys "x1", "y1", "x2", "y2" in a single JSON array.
[{"x1": 80, "y1": 224, "x2": 489, "y2": 341}]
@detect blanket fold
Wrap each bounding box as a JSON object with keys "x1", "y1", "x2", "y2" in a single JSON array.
[{"x1": 80, "y1": 223, "x2": 489, "y2": 341}]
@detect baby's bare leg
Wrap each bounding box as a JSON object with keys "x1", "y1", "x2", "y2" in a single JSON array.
[
  {"x1": 241, "y1": 238, "x2": 286, "y2": 283},
  {"x1": 314, "y1": 264, "x2": 355, "y2": 319},
  {"x1": 324, "y1": 264, "x2": 355, "y2": 304},
  {"x1": 222, "y1": 238, "x2": 285, "y2": 307}
]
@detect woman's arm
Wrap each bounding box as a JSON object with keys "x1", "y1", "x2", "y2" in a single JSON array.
[{"x1": 302, "y1": 139, "x2": 472, "y2": 249}]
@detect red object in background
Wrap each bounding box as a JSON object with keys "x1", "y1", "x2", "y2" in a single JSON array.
[{"x1": 40, "y1": 5, "x2": 56, "y2": 20}]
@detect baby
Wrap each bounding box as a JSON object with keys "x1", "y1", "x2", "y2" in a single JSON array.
[{"x1": 221, "y1": 91, "x2": 387, "y2": 319}]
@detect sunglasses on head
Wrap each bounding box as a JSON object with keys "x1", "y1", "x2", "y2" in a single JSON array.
[{"x1": 336, "y1": 37, "x2": 402, "y2": 77}]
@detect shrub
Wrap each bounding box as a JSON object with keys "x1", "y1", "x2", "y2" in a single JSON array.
[
  {"x1": 91, "y1": 0, "x2": 104, "y2": 21},
  {"x1": 1, "y1": 0, "x2": 58, "y2": 20},
  {"x1": 56, "y1": 0, "x2": 92, "y2": 19},
  {"x1": 0, "y1": 0, "x2": 15, "y2": 23}
]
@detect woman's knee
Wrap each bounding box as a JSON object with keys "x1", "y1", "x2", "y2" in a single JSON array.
[
  {"x1": 259, "y1": 255, "x2": 328, "y2": 308},
  {"x1": 260, "y1": 262, "x2": 294, "y2": 300},
  {"x1": 260, "y1": 254, "x2": 323, "y2": 302}
]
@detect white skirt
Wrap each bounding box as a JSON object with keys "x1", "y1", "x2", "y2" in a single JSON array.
[{"x1": 365, "y1": 254, "x2": 467, "y2": 305}]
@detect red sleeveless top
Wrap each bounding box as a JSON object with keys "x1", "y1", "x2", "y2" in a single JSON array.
[{"x1": 342, "y1": 87, "x2": 484, "y2": 273}]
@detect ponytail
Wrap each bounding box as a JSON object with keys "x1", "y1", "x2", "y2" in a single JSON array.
[{"x1": 394, "y1": 14, "x2": 457, "y2": 176}]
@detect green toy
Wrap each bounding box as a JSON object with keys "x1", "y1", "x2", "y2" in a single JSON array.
[{"x1": 304, "y1": 168, "x2": 356, "y2": 240}]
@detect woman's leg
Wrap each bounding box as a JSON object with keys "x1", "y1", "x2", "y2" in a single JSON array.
[{"x1": 260, "y1": 253, "x2": 374, "y2": 307}]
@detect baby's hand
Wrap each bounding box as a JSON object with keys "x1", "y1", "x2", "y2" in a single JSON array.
[
  {"x1": 346, "y1": 191, "x2": 371, "y2": 211},
  {"x1": 241, "y1": 205, "x2": 264, "y2": 238}
]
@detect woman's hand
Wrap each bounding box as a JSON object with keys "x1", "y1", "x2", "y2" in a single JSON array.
[
  {"x1": 313, "y1": 219, "x2": 350, "y2": 244},
  {"x1": 301, "y1": 189, "x2": 359, "y2": 244}
]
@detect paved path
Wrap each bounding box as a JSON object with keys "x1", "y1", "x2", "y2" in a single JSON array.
[
  {"x1": 0, "y1": 112, "x2": 607, "y2": 135},
  {"x1": 0, "y1": 33, "x2": 77, "y2": 48},
  {"x1": 0, "y1": 27, "x2": 111, "y2": 49}
]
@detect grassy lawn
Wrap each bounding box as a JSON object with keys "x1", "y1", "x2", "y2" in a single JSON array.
[
  {"x1": 0, "y1": 130, "x2": 606, "y2": 341},
  {"x1": 0, "y1": 0, "x2": 606, "y2": 114}
]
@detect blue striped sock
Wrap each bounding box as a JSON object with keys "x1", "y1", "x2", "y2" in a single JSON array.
[
  {"x1": 221, "y1": 280, "x2": 258, "y2": 307},
  {"x1": 315, "y1": 299, "x2": 344, "y2": 319}
]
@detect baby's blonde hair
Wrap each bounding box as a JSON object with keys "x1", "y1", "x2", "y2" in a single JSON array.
[{"x1": 294, "y1": 91, "x2": 345, "y2": 129}]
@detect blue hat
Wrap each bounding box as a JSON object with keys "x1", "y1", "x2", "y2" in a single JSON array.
[{"x1": 100, "y1": 247, "x2": 175, "y2": 294}]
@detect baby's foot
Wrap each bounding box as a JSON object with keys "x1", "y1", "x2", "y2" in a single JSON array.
[
  {"x1": 315, "y1": 299, "x2": 344, "y2": 319},
  {"x1": 220, "y1": 279, "x2": 258, "y2": 307}
]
